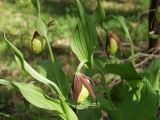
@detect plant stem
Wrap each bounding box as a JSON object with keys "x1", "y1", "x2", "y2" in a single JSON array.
[
  {"x1": 50, "y1": 79, "x2": 71, "y2": 120},
  {"x1": 98, "y1": 70, "x2": 115, "y2": 108},
  {"x1": 127, "y1": 33, "x2": 135, "y2": 65},
  {"x1": 76, "y1": 59, "x2": 88, "y2": 73},
  {"x1": 45, "y1": 36, "x2": 71, "y2": 120},
  {"x1": 50, "y1": 83, "x2": 71, "y2": 120},
  {"x1": 45, "y1": 36, "x2": 55, "y2": 63}
]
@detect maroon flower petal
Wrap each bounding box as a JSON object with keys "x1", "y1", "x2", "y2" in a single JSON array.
[
  {"x1": 71, "y1": 75, "x2": 82, "y2": 102},
  {"x1": 106, "y1": 31, "x2": 122, "y2": 55},
  {"x1": 80, "y1": 76, "x2": 96, "y2": 101}
]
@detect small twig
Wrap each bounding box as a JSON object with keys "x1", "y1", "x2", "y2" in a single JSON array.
[
  {"x1": 122, "y1": 48, "x2": 160, "y2": 68},
  {"x1": 136, "y1": 9, "x2": 156, "y2": 22},
  {"x1": 134, "y1": 48, "x2": 160, "y2": 67}
]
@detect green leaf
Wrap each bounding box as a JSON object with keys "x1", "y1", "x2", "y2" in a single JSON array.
[
  {"x1": 115, "y1": 16, "x2": 130, "y2": 38},
  {"x1": 144, "y1": 58, "x2": 160, "y2": 92},
  {"x1": 103, "y1": 62, "x2": 141, "y2": 80},
  {"x1": 36, "y1": 15, "x2": 48, "y2": 37},
  {"x1": 146, "y1": 58, "x2": 160, "y2": 73},
  {"x1": 115, "y1": 80, "x2": 159, "y2": 120},
  {"x1": 32, "y1": 0, "x2": 47, "y2": 37},
  {"x1": 16, "y1": 57, "x2": 54, "y2": 85},
  {"x1": 77, "y1": 108, "x2": 101, "y2": 120},
  {"x1": 71, "y1": 0, "x2": 98, "y2": 68},
  {"x1": 13, "y1": 82, "x2": 63, "y2": 112},
  {"x1": 4, "y1": 34, "x2": 24, "y2": 70},
  {"x1": 97, "y1": 96, "x2": 114, "y2": 112},
  {"x1": 110, "y1": 81, "x2": 130, "y2": 105},
  {"x1": 38, "y1": 60, "x2": 70, "y2": 97},
  {"x1": 99, "y1": 80, "x2": 159, "y2": 120},
  {"x1": 31, "y1": 0, "x2": 40, "y2": 14},
  {"x1": 94, "y1": 0, "x2": 105, "y2": 26},
  {"x1": 105, "y1": 16, "x2": 130, "y2": 39}
]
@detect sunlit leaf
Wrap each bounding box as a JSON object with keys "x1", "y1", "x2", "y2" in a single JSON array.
[
  {"x1": 144, "y1": 58, "x2": 160, "y2": 92},
  {"x1": 99, "y1": 80, "x2": 159, "y2": 120},
  {"x1": 146, "y1": 58, "x2": 160, "y2": 73}
]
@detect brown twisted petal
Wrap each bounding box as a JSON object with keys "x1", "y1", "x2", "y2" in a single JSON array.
[
  {"x1": 71, "y1": 73, "x2": 96, "y2": 102},
  {"x1": 80, "y1": 73, "x2": 91, "y2": 81},
  {"x1": 106, "y1": 32, "x2": 111, "y2": 55},
  {"x1": 80, "y1": 75, "x2": 96, "y2": 101},
  {"x1": 71, "y1": 74, "x2": 82, "y2": 102}
]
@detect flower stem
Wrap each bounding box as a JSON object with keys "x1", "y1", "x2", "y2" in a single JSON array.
[
  {"x1": 127, "y1": 34, "x2": 135, "y2": 65},
  {"x1": 45, "y1": 36, "x2": 71, "y2": 120},
  {"x1": 98, "y1": 70, "x2": 115, "y2": 109},
  {"x1": 76, "y1": 59, "x2": 88, "y2": 73},
  {"x1": 44, "y1": 36, "x2": 55, "y2": 63}
]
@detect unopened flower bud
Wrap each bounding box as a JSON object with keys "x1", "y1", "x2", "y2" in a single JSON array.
[
  {"x1": 71, "y1": 73, "x2": 95, "y2": 103},
  {"x1": 31, "y1": 32, "x2": 46, "y2": 54},
  {"x1": 106, "y1": 32, "x2": 121, "y2": 55}
]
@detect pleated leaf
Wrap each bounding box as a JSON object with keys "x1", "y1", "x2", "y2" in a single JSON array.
[{"x1": 71, "y1": 0, "x2": 97, "y2": 67}]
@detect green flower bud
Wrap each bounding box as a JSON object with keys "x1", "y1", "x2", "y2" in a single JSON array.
[
  {"x1": 106, "y1": 32, "x2": 121, "y2": 55},
  {"x1": 31, "y1": 32, "x2": 46, "y2": 54},
  {"x1": 107, "y1": 38, "x2": 118, "y2": 54}
]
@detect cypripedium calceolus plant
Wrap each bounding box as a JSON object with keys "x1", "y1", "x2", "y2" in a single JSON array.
[
  {"x1": 106, "y1": 32, "x2": 121, "y2": 55},
  {"x1": 1, "y1": 0, "x2": 160, "y2": 120},
  {"x1": 71, "y1": 73, "x2": 96, "y2": 103}
]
